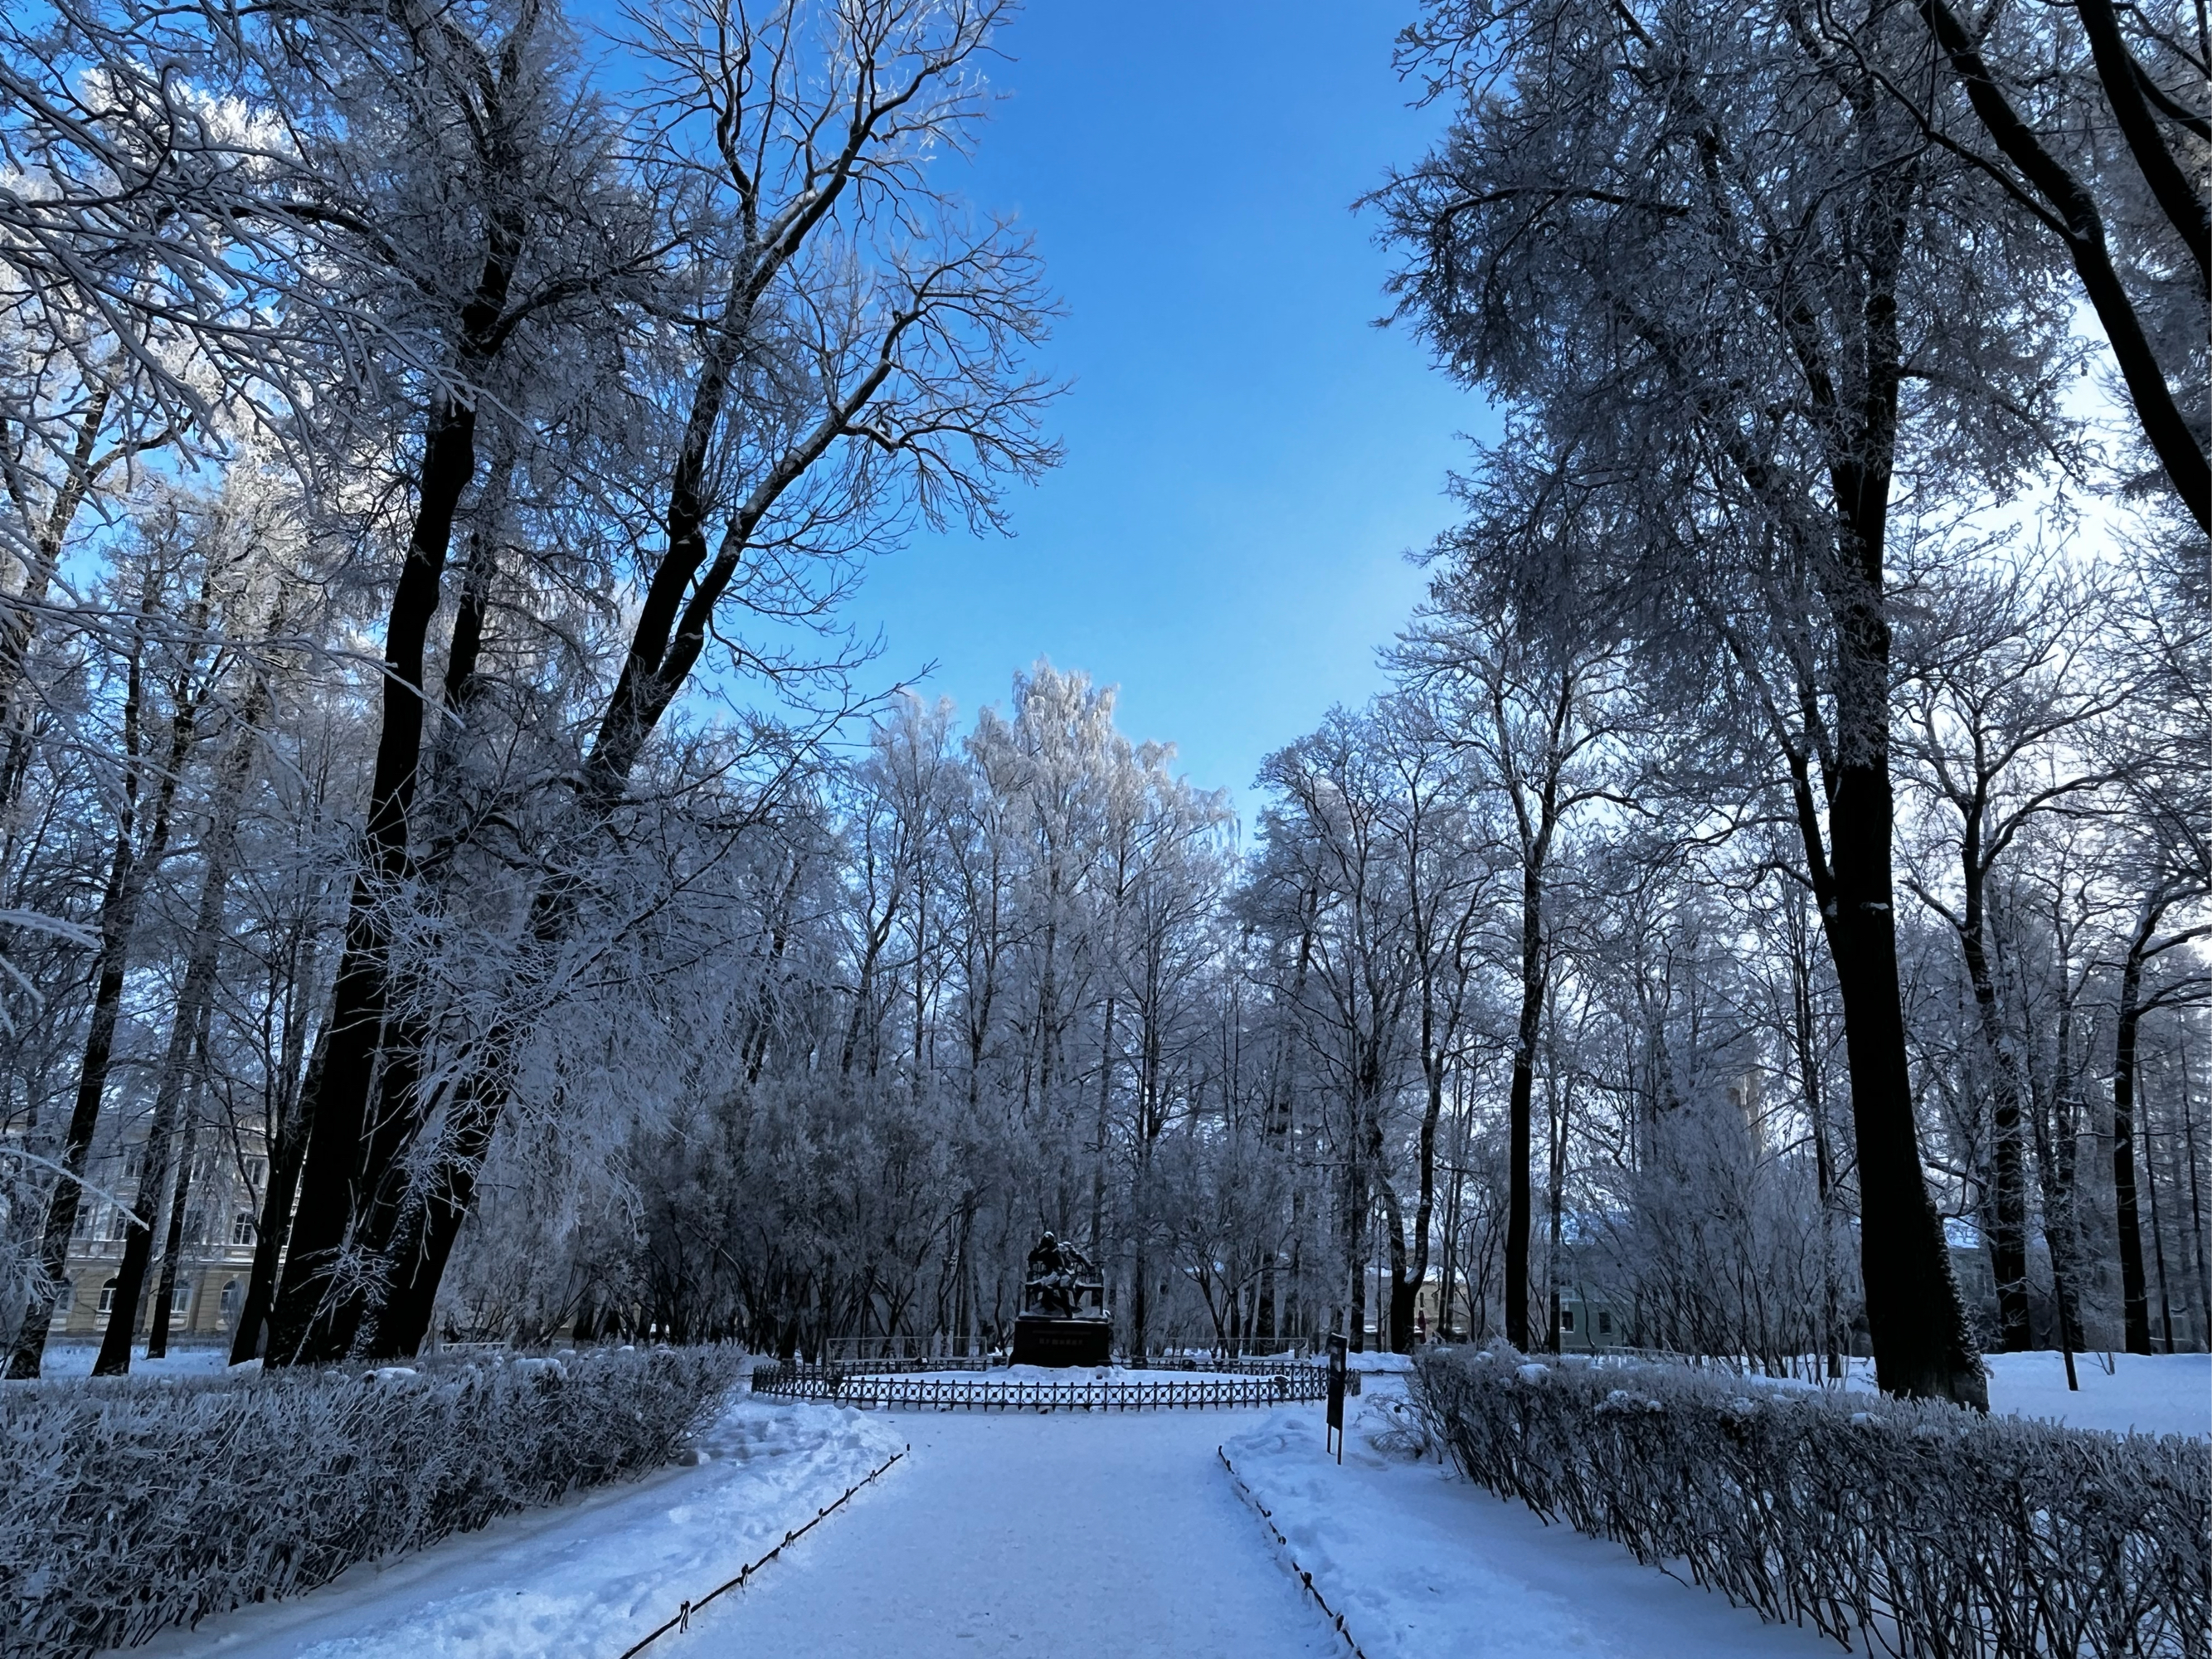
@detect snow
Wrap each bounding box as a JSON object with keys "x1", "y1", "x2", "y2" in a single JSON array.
[
  {"x1": 1339, "y1": 1350, "x2": 1417, "y2": 1374},
  {"x1": 1529, "y1": 1346, "x2": 2209, "y2": 1440},
  {"x1": 1970, "y1": 1351, "x2": 2208, "y2": 1439},
  {"x1": 121, "y1": 1397, "x2": 905, "y2": 1659},
  {"x1": 1821, "y1": 1350, "x2": 2210, "y2": 1438},
  {"x1": 26, "y1": 1343, "x2": 242, "y2": 1381},
  {"x1": 109, "y1": 1349, "x2": 2205, "y2": 1659},
  {"x1": 677, "y1": 1404, "x2": 1341, "y2": 1657},
  {"x1": 1222, "y1": 1385, "x2": 1839, "y2": 1659}
]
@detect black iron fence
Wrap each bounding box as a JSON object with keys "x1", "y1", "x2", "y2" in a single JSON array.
[
  {"x1": 750, "y1": 1363, "x2": 1328, "y2": 1410},
  {"x1": 792, "y1": 1340, "x2": 1320, "y2": 1366},
  {"x1": 757, "y1": 1353, "x2": 1314, "y2": 1379}
]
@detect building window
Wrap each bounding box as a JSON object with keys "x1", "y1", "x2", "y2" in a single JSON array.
[
  {"x1": 1597, "y1": 1310, "x2": 1613, "y2": 1335},
  {"x1": 170, "y1": 1280, "x2": 191, "y2": 1316},
  {"x1": 231, "y1": 1211, "x2": 256, "y2": 1245},
  {"x1": 220, "y1": 1279, "x2": 242, "y2": 1323},
  {"x1": 1560, "y1": 1307, "x2": 1577, "y2": 1333},
  {"x1": 123, "y1": 1147, "x2": 147, "y2": 1181},
  {"x1": 48, "y1": 1282, "x2": 73, "y2": 1323},
  {"x1": 182, "y1": 1208, "x2": 207, "y2": 1244},
  {"x1": 100, "y1": 1206, "x2": 133, "y2": 1243},
  {"x1": 97, "y1": 1277, "x2": 119, "y2": 1315},
  {"x1": 244, "y1": 1158, "x2": 268, "y2": 1191}
]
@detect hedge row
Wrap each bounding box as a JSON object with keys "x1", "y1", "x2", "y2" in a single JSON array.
[
  {"x1": 1, "y1": 1345, "x2": 747, "y2": 1657},
  {"x1": 1413, "y1": 1347, "x2": 2209, "y2": 1659}
]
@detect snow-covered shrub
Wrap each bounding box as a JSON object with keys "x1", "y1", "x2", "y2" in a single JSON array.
[
  {"x1": 1359, "y1": 1391, "x2": 1437, "y2": 1461},
  {"x1": 1, "y1": 1344, "x2": 746, "y2": 1657},
  {"x1": 1414, "y1": 1347, "x2": 2208, "y2": 1659}
]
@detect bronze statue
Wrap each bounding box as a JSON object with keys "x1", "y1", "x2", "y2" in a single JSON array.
[{"x1": 1014, "y1": 1231, "x2": 1109, "y2": 1362}]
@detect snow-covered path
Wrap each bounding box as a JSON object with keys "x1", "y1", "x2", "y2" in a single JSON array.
[
  {"x1": 682, "y1": 1407, "x2": 1343, "y2": 1659},
  {"x1": 113, "y1": 1354, "x2": 2187, "y2": 1659},
  {"x1": 1225, "y1": 1400, "x2": 1840, "y2": 1659},
  {"x1": 120, "y1": 1399, "x2": 908, "y2": 1659}
]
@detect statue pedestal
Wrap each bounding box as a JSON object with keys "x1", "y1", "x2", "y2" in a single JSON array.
[{"x1": 1010, "y1": 1315, "x2": 1111, "y2": 1367}]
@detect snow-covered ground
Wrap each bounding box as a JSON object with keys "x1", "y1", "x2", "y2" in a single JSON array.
[
  {"x1": 130, "y1": 1384, "x2": 1846, "y2": 1659},
  {"x1": 26, "y1": 1342, "x2": 241, "y2": 1381},
  {"x1": 1497, "y1": 1347, "x2": 2208, "y2": 1438},
  {"x1": 1791, "y1": 1350, "x2": 2209, "y2": 1438},
  {"x1": 1946, "y1": 1350, "x2": 2206, "y2": 1438},
  {"x1": 122, "y1": 1396, "x2": 904, "y2": 1659},
  {"x1": 679, "y1": 1406, "x2": 1342, "y2": 1657},
  {"x1": 1339, "y1": 1350, "x2": 1416, "y2": 1374},
  {"x1": 1223, "y1": 1388, "x2": 1837, "y2": 1659},
  {"x1": 83, "y1": 1347, "x2": 2205, "y2": 1659}
]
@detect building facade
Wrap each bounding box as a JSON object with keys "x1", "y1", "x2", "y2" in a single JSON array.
[{"x1": 45, "y1": 1134, "x2": 268, "y2": 1345}]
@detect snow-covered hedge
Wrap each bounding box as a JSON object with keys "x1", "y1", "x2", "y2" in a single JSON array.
[
  {"x1": 1, "y1": 1344, "x2": 746, "y2": 1658},
  {"x1": 1414, "y1": 1347, "x2": 2209, "y2": 1659}
]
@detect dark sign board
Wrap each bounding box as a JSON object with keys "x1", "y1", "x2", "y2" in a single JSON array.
[{"x1": 1325, "y1": 1333, "x2": 1347, "y2": 1462}]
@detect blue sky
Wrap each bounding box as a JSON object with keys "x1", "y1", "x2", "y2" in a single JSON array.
[{"x1": 839, "y1": 0, "x2": 1491, "y2": 829}]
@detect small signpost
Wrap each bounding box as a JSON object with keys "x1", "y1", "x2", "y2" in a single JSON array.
[{"x1": 1325, "y1": 1332, "x2": 1347, "y2": 1463}]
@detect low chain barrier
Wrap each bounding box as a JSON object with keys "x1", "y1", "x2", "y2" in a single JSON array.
[
  {"x1": 614, "y1": 1445, "x2": 907, "y2": 1657},
  {"x1": 1219, "y1": 1446, "x2": 1368, "y2": 1658},
  {"x1": 751, "y1": 1363, "x2": 1326, "y2": 1410}
]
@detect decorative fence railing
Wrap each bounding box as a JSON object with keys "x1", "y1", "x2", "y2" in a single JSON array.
[
  {"x1": 1154, "y1": 1355, "x2": 1312, "y2": 1376},
  {"x1": 756, "y1": 1354, "x2": 1313, "y2": 1379},
  {"x1": 750, "y1": 1364, "x2": 1329, "y2": 1410},
  {"x1": 801, "y1": 1335, "x2": 1316, "y2": 1365}
]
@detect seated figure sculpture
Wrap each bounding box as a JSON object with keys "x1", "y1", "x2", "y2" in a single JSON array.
[
  {"x1": 1013, "y1": 1230, "x2": 1109, "y2": 1365},
  {"x1": 1026, "y1": 1231, "x2": 1067, "y2": 1306}
]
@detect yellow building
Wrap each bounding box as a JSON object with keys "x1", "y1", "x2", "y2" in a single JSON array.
[{"x1": 46, "y1": 1137, "x2": 267, "y2": 1344}]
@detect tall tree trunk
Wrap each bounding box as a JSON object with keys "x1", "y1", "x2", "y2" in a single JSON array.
[
  {"x1": 2033, "y1": 1080, "x2": 2085, "y2": 1384},
  {"x1": 1505, "y1": 860, "x2": 1544, "y2": 1350},
  {"x1": 7, "y1": 577, "x2": 200, "y2": 1377},
  {"x1": 1953, "y1": 846, "x2": 2032, "y2": 1349},
  {"x1": 2112, "y1": 932, "x2": 2154, "y2": 1355},
  {"x1": 2180, "y1": 1032, "x2": 2210, "y2": 1353},
  {"x1": 264, "y1": 405, "x2": 475, "y2": 1363},
  {"x1": 94, "y1": 648, "x2": 268, "y2": 1373},
  {"x1": 1794, "y1": 907, "x2": 1847, "y2": 1378},
  {"x1": 1789, "y1": 174, "x2": 1985, "y2": 1405},
  {"x1": 1090, "y1": 994, "x2": 1115, "y2": 1252},
  {"x1": 0, "y1": 381, "x2": 114, "y2": 808},
  {"x1": 1545, "y1": 1077, "x2": 1568, "y2": 1355},
  {"x1": 266, "y1": 176, "x2": 527, "y2": 1364},
  {"x1": 1824, "y1": 766, "x2": 1984, "y2": 1404},
  {"x1": 145, "y1": 1062, "x2": 207, "y2": 1362},
  {"x1": 1400, "y1": 1014, "x2": 1448, "y2": 1352},
  {"x1": 1381, "y1": 1174, "x2": 1415, "y2": 1354},
  {"x1": 1344, "y1": 1134, "x2": 1370, "y2": 1353},
  {"x1": 366, "y1": 350, "x2": 920, "y2": 1353},
  {"x1": 229, "y1": 950, "x2": 324, "y2": 1365},
  {"x1": 332, "y1": 105, "x2": 975, "y2": 1353},
  {"x1": 2144, "y1": 1088, "x2": 2176, "y2": 1352},
  {"x1": 92, "y1": 962, "x2": 195, "y2": 1376}
]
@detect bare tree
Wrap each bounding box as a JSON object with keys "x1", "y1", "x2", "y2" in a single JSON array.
[
  {"x1": 1896, "y1": 561, "x2": 2123, "y2": 1349},
  {"x1": 1398, "y1": 581, "x2": 1621, "y2": 1351},
  {"x1": 1374, "y1": 0, "x2": 2083, "y2": 1402},
  {"x1": 1905, "y1": 0, "x2": 2208, "y2": 539}
]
